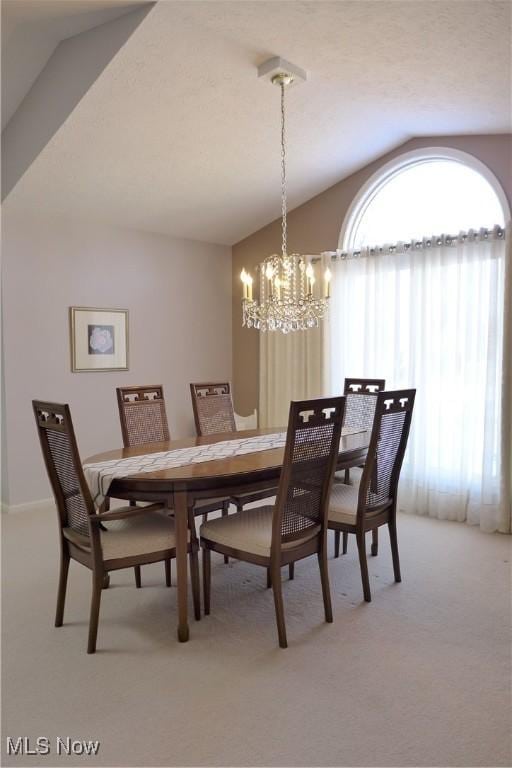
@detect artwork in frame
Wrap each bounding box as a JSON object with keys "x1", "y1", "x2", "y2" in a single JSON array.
[{"x1": 70, "y1": 307, "x2": 128, "y2": 372}]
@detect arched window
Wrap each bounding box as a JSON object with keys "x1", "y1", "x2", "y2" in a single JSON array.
[
  {"x1": 329, "y1": 148, "x2": 510, "y2": 533},
  {"x1": 341, "y1": 148, "x2": 508, "y2": 250}
]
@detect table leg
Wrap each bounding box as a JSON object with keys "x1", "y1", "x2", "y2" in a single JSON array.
[{"x1": 173, "y1": 490, "x2": 189, "y2": 642}]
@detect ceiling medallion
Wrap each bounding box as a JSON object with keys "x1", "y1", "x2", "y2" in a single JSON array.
[{"x1": 241, "y1": 59, "x2": 331, "y2": 333}]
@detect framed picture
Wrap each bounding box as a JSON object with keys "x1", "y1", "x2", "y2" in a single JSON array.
[{"x1": 70, "y1": 307, "x2": 128, "y2": 372}]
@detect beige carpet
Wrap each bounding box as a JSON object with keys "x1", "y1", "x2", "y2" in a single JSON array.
[{"x1": 1, "y1": 506, "x2": 511, "y2": 768}]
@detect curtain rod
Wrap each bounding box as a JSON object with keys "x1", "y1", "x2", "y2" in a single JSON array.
[{"x1": 311, "y1": 224, "x2": 506, "y2": 263}]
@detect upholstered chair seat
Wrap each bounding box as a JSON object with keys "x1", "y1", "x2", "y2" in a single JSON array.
[
  {"x1": 327, "y1": 484, "x2": 360, "y2": 525},
  {"x1": 62, "y1": 506, "x2": 188, "y2": 561},
  {"x1": 201, "y1": 506, "x2": 321, "y2": 558}
]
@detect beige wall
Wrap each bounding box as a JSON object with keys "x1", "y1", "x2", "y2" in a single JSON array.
[
  {"x1": 2, "y1": 215, "x2": 232, "y2": 507},
  {"x1": 232, "y1": 134, "x2": 512, "y2": 415}
]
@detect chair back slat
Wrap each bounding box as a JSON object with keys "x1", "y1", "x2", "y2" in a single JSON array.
[
  {"x1": 116, "y1": 385, "x2": 170, "y2": 447},
  {"x1": 32, "y1": 401, "x2": 94, "y2": 536},
  {"x1": 190, "y1": 382, "x2": 236, "y2": 436},
  {"x1": 359, "y1": 389, "x2": 416, "y2": 513},
  {"x1": 273, "y1": 397, "x2": 345, "y2": 547},
  {"x1": 343, "y1": 377, "x2": 386, "y2": 434}
]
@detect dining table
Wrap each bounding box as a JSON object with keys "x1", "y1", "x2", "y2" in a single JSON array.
[{"x1": 84, "y1": 426, "x2": 369, "y2": 643}]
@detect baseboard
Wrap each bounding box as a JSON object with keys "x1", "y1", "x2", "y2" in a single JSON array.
[{"x1": 2, "y1": 497, "x2": 55, "y2": 515}]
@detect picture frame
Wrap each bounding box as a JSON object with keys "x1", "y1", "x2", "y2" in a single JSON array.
[{"x1": 70, "y1": 307, "x2": 129, "y2": 372}]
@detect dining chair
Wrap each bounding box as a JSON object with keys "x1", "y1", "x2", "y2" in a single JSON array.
[
  {"x1": 190, "y1": 382, "x2": 236, "y2": 435},
  {"x1": 116, "y1": 384, "x2": 170, "y2": 446},
  {"x1": 32, "y1": 400, "x2": 200, "y2": 654},
  {"x1": 328, "y1": 388, "x2": 415, "y2": 603},
  {"x1": 190, "y1": 381, "x2": 279, "y2": 570},
  {"x1": 116, "y1": 385, "x2": 230, "y2": 585},
  {"x1": 190, "y1": 381, "x2": 278, "y2": 513},
  {"x1": 200, "y1": 396, "x2": 345, "y2": 648},
  {"x1": 334, "y1": 377, "x2": 386, "y2": 558}
]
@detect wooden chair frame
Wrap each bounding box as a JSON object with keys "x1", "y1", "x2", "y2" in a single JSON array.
[
  {"x1": 201, "y1": 396, "x2": 345, "y2": 648},
  {"x1": 33, "y1": 400, "x2": 200, "y2": 653},
  {"x1": 190, "y1": 382, "x2": 236, "y2": 435},
  {"x1": 190, "y1": 381, "x2": 278, "y2": 510},
  {"x1": 344, "y1": 378, "x2": 386, "y2": 396},
  {"x1": 116, "y1": 385, "x2": 173, "y2": 585},
  {"x1": 116, "y1": 384, "x2": 170, "y2": 446},
  {"x1": 335, "y1": 377, "x2": 386, "y2": 556},
  {"x1": 116, "y1": 385, "x2": 228, "y2": 583},
  {"x1": 190, "y1": 381, "x2": 279, "y2": 570},
  {"x1": 328, "y1": 388, "x2": 416, "y2": 602}
]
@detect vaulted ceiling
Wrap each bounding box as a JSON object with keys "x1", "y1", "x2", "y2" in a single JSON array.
[
  {"x1": 3, "y1": 0, "x2": 511, "y2": 245},
  {"x1": 1, "y1": 0, "x2": 146, "y2": 128}
]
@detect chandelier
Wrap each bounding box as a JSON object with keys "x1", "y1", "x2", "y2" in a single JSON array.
[{"x1": 241, "y1": 68, "x2": 331, "y2": 333}]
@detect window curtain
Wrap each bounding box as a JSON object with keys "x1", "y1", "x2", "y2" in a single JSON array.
[
  {"x1": 326, "y1": 226, "x2": 511, "y2": 533},
  {"x1": 259, "y1": 325, "x2": 324, "y2": 428}
]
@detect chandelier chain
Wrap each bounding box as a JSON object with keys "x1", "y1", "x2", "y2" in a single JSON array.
[{"x1": 280, "y1": 82, "x2": 287, "y2": 258}]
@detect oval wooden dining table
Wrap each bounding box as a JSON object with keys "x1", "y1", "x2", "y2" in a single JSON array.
[{"x1": 85, "y1": 427, "x2": 369, "y2": 643}]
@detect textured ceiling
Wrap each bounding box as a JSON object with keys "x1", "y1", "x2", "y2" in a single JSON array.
[
  {"x1": 4, "y1": 0, "x2": 511, "y2": 245},
  {"x1": 1, "y1": 0, "x2": 146, "y2": 128}
]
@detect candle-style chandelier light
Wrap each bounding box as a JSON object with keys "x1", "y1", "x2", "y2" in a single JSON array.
[{"x1": 241, "y1": 63, "x2": 331, "y2": 333}]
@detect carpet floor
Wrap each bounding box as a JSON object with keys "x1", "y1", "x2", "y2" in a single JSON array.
[{"x1": 1, "y1": 507, "x2": 511, "y2": 768}]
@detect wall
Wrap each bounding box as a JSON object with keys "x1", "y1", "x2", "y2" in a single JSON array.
[
  {"x1": 232, "y1": 134, "x2": 512, "y2": 415},
  {"x1": 2, "y1": 214, "x2": 232, "y2": 508}
]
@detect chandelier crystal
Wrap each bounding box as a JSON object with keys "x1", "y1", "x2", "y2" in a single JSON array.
[{"x1": 241, "y1": 72, "x2": 331, "y2": 333}]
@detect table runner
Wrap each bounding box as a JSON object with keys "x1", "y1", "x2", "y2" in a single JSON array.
[{"x1": 83, "y1": 428, "x2": 364, "y2": 506}]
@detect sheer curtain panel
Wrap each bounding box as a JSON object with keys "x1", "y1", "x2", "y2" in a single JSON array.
[
  {"x1": 327, "y1": 227, "x2": 510, "y2": 533},
  {"x1": 259, "y1": 325, "x2": 324, "y2": 428}
]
